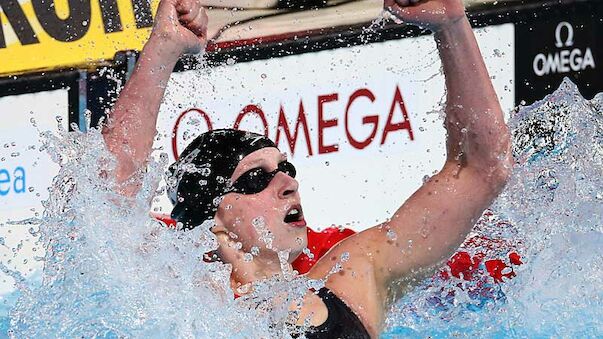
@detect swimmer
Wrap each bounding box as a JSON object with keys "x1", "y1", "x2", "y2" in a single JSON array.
[{"x1": 102, "y1": 0, "x2": 513, "y2": 337}]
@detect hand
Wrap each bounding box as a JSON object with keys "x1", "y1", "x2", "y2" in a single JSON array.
[
  {"x1": 384, "y1": 0, "x2": 466, "y2": 31},
  {"x1": 150, "y1": 0, "x2": 209, "y2": 57}
]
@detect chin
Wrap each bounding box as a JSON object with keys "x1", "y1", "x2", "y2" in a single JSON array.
[
  {"x1": 288, "y1": 248, "x2": 304, "y2": 264},
  {"x1": 289, "y1": 233, "x2": 308, "y2": 262}
]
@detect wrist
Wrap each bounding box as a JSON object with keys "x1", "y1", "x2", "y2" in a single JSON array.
[
  {"x1": 434, "y1": 16, "x2": 471, "y2": 44},
  {"x1": 143, "y1": 34, "x2": 183, "y2": 64},
  {"x1": 435, "y1": 14, "x2": 468, "y2": 32}
]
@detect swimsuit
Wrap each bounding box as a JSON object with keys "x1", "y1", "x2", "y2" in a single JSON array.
[
  {"x1": 303, "y1": 287, "x2": 370, "y2": 339},
  {"x1": 151, "y1": 218, "x2": 370, "y2": 337}
]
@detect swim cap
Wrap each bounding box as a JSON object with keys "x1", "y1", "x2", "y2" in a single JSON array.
[{"x1": 167, "y1": 129, "x2": 276, "y2": 229}]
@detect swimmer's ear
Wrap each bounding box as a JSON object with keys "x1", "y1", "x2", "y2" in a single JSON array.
[
  {"x1": 204, "y1": 218, "x2": 227, "y2": 263},
  {"x1": 209, "y1": 216, "x2": 228, "y2": 235}
]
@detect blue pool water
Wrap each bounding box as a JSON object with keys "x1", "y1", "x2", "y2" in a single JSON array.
[
  {"x1": 0, "y1": 79, "x2": 601, "y2": 337},
  {"x1": 383, "y1": 79, "x2": 603, "y2": 337}
]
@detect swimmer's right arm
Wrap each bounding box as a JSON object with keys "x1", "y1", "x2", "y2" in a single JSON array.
[{"x1": 102, "y1": 0, "x2": 208, "y2": 194}]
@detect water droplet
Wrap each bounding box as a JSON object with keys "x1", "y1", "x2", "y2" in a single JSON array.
[
  {"x1": 212, "y1": 196, "x2": 224, "y2": 207},
  {"x1": 386, "y1": 229, "x2": 397, "y2": 241},
  {"x1": 306, "y1": 279, "x2": 325, "y2": 291},
  {"x1": 537, "y1": 169, "x2": 559, "y2": 191}
]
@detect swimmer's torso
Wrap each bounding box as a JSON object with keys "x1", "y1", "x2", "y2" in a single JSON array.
[
  {"x1": 298, "y1": 233, "x2": 390, "y2": 338},
  {"x1": 297, "y1": 288, "x2": 370, "y2": 338}
]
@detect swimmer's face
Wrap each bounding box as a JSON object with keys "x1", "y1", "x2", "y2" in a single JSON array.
[{"x1": 214, "y1": 147, "x2": 307, "y2": 263}]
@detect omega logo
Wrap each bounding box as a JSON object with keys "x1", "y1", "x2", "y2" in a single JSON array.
[
  {"x1": 532, "y1": 21, "x2": 595, "y2": 77},
  {"x1": 171, "y1": 86, "x2": 415, "y2": 160},
  {"x1": 554, "y1": 21, "x2": 574, "y2": 48}
]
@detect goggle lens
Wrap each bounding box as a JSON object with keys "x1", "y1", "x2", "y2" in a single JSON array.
[{"x1": 230, "y1": 161, "x2": 296, "y2": 194}]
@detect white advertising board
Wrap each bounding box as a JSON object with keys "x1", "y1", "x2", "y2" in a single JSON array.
[
  {"x1": 153, "y1": 23, "x2": 515, "y2": 232},
  {"x1": 0, "y1": 89, "x2": 69, "y2": 293}
]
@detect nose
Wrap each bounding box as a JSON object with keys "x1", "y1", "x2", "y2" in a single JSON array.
[{"x1": 275, "y1": 171, "x2": 298, "y2": 199}]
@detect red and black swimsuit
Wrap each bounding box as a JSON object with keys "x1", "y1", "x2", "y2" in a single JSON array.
[
  {"x1": 291, "y1": 227, "x2": 370, "y2": 338},
  {"x1": 303, "y1": 287, "x2": 370, "y2": 338},
  {"x1": 154, "y1": 215, "x2": 520, "y2": 338}
]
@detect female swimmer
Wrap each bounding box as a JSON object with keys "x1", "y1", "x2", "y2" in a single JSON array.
[{"x1": 102, "y1": 0, "x2": 513, "y2": 337}]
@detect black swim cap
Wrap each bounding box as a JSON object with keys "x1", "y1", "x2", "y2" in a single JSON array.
[{"x1": 167, "y1": 129, "x2": 276, "y2": 229}]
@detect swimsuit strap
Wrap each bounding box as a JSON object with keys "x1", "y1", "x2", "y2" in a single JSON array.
[{"x1": 304, "y1": 287, "x2": 370, "y2": 339}]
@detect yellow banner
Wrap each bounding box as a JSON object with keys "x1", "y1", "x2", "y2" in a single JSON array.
[{"x1": 0, "y1": 0, "x2": 158, "y2": 76}]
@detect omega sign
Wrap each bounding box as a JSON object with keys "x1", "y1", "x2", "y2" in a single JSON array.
[
  {"x1": 532, "y1": 21, "x2": 596, "y2": 77},
  {"x1": 170, "y1": 85, "x2": 415, "y2": 160}
]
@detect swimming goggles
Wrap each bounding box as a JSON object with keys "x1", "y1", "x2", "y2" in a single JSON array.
[{"x1": 229, "y1": 161, "x2": 297, "y2": 194}]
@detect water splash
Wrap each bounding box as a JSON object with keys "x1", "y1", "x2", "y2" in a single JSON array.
[
  {"x1": 5, "y1": 127, "x2": 311, "y2": 337},
  {"x1": 384, "y1": 78, "x2": 603, "y2": 337},
  {"x1": 1, "y1": 78, "x2": 601, "y2": 337}
]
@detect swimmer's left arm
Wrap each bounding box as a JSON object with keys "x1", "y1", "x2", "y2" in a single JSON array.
[
  {"x1": 312, "y1": 0, "x2": 513, "y2": 310},
  {"x1": 366, "y1": 0, "x2": 514, "y2": 287}
]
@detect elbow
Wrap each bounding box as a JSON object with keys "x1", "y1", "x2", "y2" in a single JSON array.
[
  {"x1": 461, "y1": 134, "x2": 514, "y2": 192},
  {"x1": 494, "y1": 133, "x2": 514, "y2": 181},
  {"x1": 481, "y1": 138, "x2": 514, "y2": 192},
  {"x1": 491, "y1": 155, "x2": 513, "y2": 192}
]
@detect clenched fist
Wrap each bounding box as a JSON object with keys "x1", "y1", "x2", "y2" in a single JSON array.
[
  {"x1": 384, "y1": 0, "x2": 466, "y2": 31},
  {"x1": 150, "y1": 0, "x2": 209, "y2": 57}
]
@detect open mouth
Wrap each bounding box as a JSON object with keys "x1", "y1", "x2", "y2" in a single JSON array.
[{"x1": 284, "y1": 205, "x2": 305, "y2": 226}]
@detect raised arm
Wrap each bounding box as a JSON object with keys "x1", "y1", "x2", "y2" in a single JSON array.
[
  {"x1": 367, "y1": 0, "x2": 513, "y2": 282},
  {"x1": 102, "y1": 0, "x2": 208, "y2": 194},
  {"x1": 309, "y1": 0, "x2": 513, "y2": 328}
]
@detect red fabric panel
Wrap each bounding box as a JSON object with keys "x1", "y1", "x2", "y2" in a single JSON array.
[
  {"x1": 152, "y1": 214, "x2": 522, "y2": 283},
  {"x1": 152, "y1": 213, "x2": 178, "y2": 227},
  {"x1": 292, "y1": 227, "x2": 356, "y2": 274}
]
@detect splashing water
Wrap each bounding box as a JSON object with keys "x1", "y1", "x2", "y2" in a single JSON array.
[
  {"x1": 3, "y1": 129, "x2": 311, "y2": 337},
  {"x1": 384, "y1": 78, "x2": 603, "y2": 337},
  {"x1": 0, "y1": 78, "x2": 601, "y2": 337}
]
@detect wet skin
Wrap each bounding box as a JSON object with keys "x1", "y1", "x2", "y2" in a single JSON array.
[
  {"x1": 212, "y1": 148, "x2": 308, "y2": 287},
  {"x1": 103, "y1": 0, "x2": 514, "y2": 336},
  {"x1": 211, "y1": 148, "x2": 343, "y2": 329}
]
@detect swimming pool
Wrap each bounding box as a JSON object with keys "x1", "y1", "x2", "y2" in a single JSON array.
[{"x1": 0, "y1": 79, "x2": 600, "y2": 337}]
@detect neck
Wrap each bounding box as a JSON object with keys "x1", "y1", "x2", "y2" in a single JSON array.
[{"x1": 228, "y1": 251, "x2": 290, "y2": 295}]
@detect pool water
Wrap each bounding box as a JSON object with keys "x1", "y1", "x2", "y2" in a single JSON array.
[
  {"x1": 1, "y1": 79, "x2": 602, "y2": 337},
  {"x1": 384, "y1": 79, "x2": 603, "y2": 337}
]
